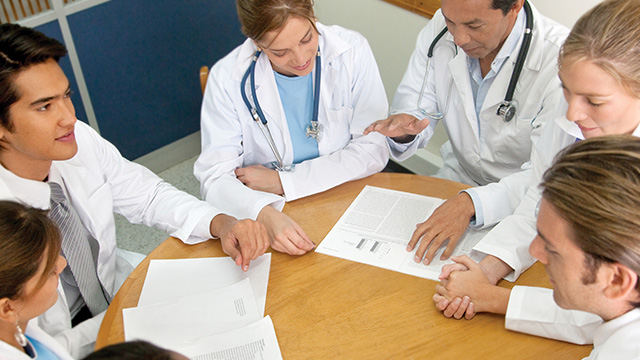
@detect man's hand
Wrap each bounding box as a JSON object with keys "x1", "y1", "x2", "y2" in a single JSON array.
[
  {"x1": 434, "y1": 256, "x2": 511, "y2": 319},
  {"x1": 408, "y1": 192, "x2": 475, "y2": 265},
  {"x1": 236, "y1": 165, "x2": 284, "y2": 195},
  {"x1": 257, "y1": 206, "x2": 315, "y2": 255},
  {"x1": 363, "y1": 113, "x2": 430, "y2": 142},
  {"x1": 210, "y1": 214, "x2": 270, "y2": 272}
]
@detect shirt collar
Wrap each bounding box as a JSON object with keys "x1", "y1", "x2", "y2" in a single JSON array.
[
  {"x1": 0, "y1": 162, "x2": 64, "y2": 210},
  {"x1": 593, "y1": 308, "x2": 640, "y2": 349}
]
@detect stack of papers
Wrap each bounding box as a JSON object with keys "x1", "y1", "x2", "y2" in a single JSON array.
[
  {"x1": 316, "y1": 186, "x2": 490, "y2": 280},
  {"x1": 122, "y1": 254, "x2": 283, "y2": 359}
]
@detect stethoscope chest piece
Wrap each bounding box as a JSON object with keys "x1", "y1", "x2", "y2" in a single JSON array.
[
  {"x1": 306, "y1": 120, "x2": 322, "y2": 142},
  {"x1": 497, "y1": 101, "x2": 517, "y2": 122}
]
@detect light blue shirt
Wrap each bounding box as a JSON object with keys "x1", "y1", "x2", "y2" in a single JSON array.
[
  {"x1": 464, "y1": 9, "x2": 526, "y2": 226},
  {"x1": 274, "y1": 71, "x2": 319, "y2": 164},
  {"x1": 25, "y1": 335, "x2": 60, "y2": 360}
]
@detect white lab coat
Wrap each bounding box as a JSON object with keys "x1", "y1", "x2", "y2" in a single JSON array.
[
  {"x1": 389, "y1": 4, "x2": 568, "y2": 186},
  {"x1": 472, "y1": 118, "x2": 640, "y2": 280},
  {"x1": 506, "y1": 286, "x2": 640, "y2": 359},
  {"x1": 195, "y1": 23, "x2": 389, "y2": 220},
  {"x1": 0, "y1": 122, "x2": 220, "y2": 358},
  {"x1": 0, "y1": 320, "x2": 74, "y2": 360}
]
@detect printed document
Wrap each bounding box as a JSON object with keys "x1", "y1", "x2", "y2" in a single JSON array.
[
  {"x1": 316, "y1": 186, "x2": 490, "y2": 280},
  {"x1": 123, "y1": 278, "x2": 260, "y2": 348},
  {"x1": 138, "y1": 254, "x2": 270, "y2": 315},
  {"x1": 180, "y1": 316, "x2": 283, "y2": 360}
]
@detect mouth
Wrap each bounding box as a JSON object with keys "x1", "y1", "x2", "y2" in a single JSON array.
[
  {"x1": 293, "y1": 58, "x2": 312, "y2": 72},
  {"x1": 576, "y1": 123, "x2": 598, "y2": 133},
  {"x1": 56, "y1": 130, "x2": 75, "y2": 142}
]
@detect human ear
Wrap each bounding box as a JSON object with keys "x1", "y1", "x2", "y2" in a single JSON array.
[
  {"x1": 602, "y1": 263, "x2": 638, "y2": 301},
  {"x1": 0, "y1": 298, "x2": 19, "y2": 324}
]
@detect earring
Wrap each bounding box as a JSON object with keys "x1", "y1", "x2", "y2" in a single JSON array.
[{"x1": 14, "y1": 321, "x2": 27, "y2": 347}]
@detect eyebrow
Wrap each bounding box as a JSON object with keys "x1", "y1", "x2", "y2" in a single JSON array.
[
  {"x1": 268, "y1": 28, "x2": 312, "y2": 52},
  {"x1": 536, "y1": 227, "x2": 555, "y2": 249},
  {"x1": 442, "y1": 12, "x2": 482, "y2": 26},
  {"x1": 559, "y1": 78, "x2": 610, "y2": 98},
  {"x1": 29, "y1": 83, "x2": 71, "y2": 107}
]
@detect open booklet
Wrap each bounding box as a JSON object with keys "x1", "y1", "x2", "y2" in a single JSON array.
[
  {"x1": 316, "y1": 186, "x2": 490, "y2": 280},
  {"x1": 122, "y1": 254, "x2": 283, "y2": 359}
]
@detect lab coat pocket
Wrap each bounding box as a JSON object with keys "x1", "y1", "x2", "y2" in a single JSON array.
[
  {"x1": 325, "y1": 106, "x2": 353, "y2": 150},
  {"x1": 494, "y1": 114, "x2": 535, "y2": 165}
]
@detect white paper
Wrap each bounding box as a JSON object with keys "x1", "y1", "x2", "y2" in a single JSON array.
[
  {"x1": 316, "y1": 186, "x2": 490, "y2": 280},
  {"x1": 180, "y1": 316, "x2": 283, "y2": 360},
  {"x1": 123, "y1": 278, "x2": 261, "y2": 348},
  {"x1": 138, "y1": 254, "x2": 270, "y2": 315}
]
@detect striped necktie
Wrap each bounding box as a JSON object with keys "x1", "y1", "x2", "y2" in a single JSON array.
[{"x1": 48, "y1": 181, "x2": 109, "y2": 316}]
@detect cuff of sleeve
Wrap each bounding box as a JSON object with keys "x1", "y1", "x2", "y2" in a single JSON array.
[
  {"x1": 194, "y1": 209, "x2": 220, "y2": 240},
  {"x1": 504, "y1": 285, "x2": 526, "y2": 331},
  {"x1": 462, "y1": 189, "x2": 483, "y2": 227}
]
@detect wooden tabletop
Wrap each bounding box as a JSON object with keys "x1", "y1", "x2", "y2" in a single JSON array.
[{"x1": 96, "y1": 173, "x2": 591, "y2": 359}]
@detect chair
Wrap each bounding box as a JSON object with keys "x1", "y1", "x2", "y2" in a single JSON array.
[{"x1": 199, "y1": 65, "x2": 209, "y2": 95}]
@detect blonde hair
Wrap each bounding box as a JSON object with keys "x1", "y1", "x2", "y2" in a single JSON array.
[
  {"x1": 559, "y1": 0, "x2": 640, "y2": 99},
  {"x1": 236, "y1": 0, "x2": 316, "y2": 43},
  {"x1": 541, "y1": 135, "x2": 640, "y2": 305}
]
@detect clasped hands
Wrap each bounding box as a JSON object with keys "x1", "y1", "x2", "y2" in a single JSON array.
[{"x1": 434, "y1": 256, "x2": 511, "y2": 319}]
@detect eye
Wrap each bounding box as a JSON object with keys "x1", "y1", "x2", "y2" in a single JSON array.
[
  {"x1": 64, "y1": 89, "x2": 74, "y2": 98},
  {"x1": 271, "y1": 50, "x2": 286, "y2": 58},
  {"x1": 544, "y1": 245, "x2": 558, "y2": 255},
  {"x1": 587, "y1": 99, "x2": 603, "y2": 107},
  {"x1": 37, "y1": 103, "x2": 51, "y2": 111},
  {"x1": 468, "y1": 24, "x2": 482, "y2": 30},
  {"x1": 301, "y1": 32, "x2": 313, "y2": 44}
]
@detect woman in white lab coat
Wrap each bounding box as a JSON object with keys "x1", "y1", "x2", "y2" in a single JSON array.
[
  {"x1": 0, "y1": 201, "x2": 72, "y2": 360},
  {"x1": 195, "y1": 0, "x2": 389, "y2": 254}
]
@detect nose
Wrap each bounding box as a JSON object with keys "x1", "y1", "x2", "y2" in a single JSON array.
[
  {"x1": 529, "y1": 236, "x2": 547, "y2": 264},
  {"x1": 290, "y1": 48, "x2": 306, "y2": 66},
  {"x1": 59, "y1": 98, "x2": 77, "y2": 126},
  {"x1": 56, "y1": 255, "x2": 68, "y2": 274},
  {"x1": 451, "y1": 28, "x2": 471, "y2": 48},
  {"x1": 565, "y1": 97, "x2": 587, "y2": 123}
]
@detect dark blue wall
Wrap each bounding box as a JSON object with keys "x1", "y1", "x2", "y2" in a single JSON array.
[{"x1": 41, "y1": 0, "x2": 243, "y2": 160}]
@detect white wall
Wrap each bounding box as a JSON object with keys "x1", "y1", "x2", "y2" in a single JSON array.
[{"x1": 314, "y1": 0, "x2": 602, "y2": 174}]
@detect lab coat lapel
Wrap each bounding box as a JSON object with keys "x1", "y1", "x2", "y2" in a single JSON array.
[
  {"x1": 316, "y1": 23, "x2": 349, "y2": 153},
  {"x1": 448, "y1": 53, "x2": 479, "y2": 137}
]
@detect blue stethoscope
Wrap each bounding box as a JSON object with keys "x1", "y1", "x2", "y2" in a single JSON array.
[
  {"x1": 240, "y1": 48, "x2": 322, "y2": 172},
  {"x1": 417, "y1": 0, "x2": 533, "y2": 122}
]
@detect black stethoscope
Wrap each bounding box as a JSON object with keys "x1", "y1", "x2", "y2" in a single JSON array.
[
  {"x1": 418, "y1": 0, "x2": 533, "y2": 122},
  {"x1": 240, "y1": 48, "x2": 322, "y2": 172}
]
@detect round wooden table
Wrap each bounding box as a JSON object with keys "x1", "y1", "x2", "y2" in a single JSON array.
[{"x1": 96, "y1": 173, "x2": 591, "y2": 359}]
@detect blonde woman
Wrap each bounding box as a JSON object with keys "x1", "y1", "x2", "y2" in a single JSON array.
[{"x1": 438, "y1": 0, "x2": 640, "y2": 322}]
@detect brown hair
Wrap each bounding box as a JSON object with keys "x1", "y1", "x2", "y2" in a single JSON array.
[
  {"x1": 0, "y1": 201, "x2": 62, "y2": 300},
  {"x1": 541, "y1": 135, "x2": 640, "y2": 306},
  {"x1": 236, "y1": 0, "x2": 316, "y2": 44},
  {"x1": 558, "y1": 0, "x2": 640, "y2": 99},
  {"x1": 0, "y1": 23, "x2": 67, "y2": 132}
]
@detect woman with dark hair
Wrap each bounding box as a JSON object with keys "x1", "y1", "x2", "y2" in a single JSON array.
[{"x1": 0, "y1": 201, "x2": 70, "y2": 359}]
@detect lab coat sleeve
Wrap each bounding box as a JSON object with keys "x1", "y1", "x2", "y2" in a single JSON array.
[
  {"x1": 79, "y1": 123, "x2": 219, "y2": 244},
  {"x1": 506, "y1": 286, "x2": 601, "y2": 344},
  {"x1": 386, "y1": 19, "x2": 442, "y2": 162},
  {"x1": 51, "y1": 311, "x2": 106, "y2": 359},
  {"x1": 278, "y1": 33, "x2": 389, "y2": 201},
  {"x1": 195, "y1": 58, "x2": 285, "y2": 220},
  {"x1": 471, "y1": 118, "x2": 567, "y2": 280},
  {"x1": 465, "y1": 80, "x2": 566, "y2": 228}
]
